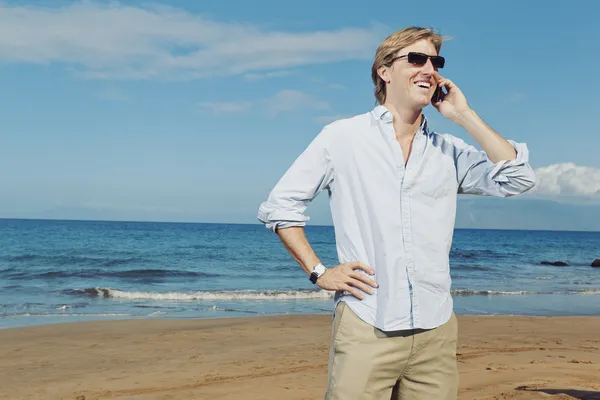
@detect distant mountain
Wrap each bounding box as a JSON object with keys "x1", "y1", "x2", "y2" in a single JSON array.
[
  {"x1": 455, "y1": 196, "x2": 600, "y2": 231},
  {"x1": 306, "y1": 194, "x2": 600, "y2": 232}
]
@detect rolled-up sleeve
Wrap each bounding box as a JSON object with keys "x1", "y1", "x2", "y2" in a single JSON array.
[
  {"x1": 452, "y1": 136, "x2": 536, "y2": 197},
  {"x1": 257, "y1": 126, "x2": 335, "y2": 232}
]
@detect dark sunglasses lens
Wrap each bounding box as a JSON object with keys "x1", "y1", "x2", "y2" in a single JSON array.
[
  {"x1": 407, "y1": 53, "x2": 428, "y2": 65},
  {"x1": 432, "y1": 56, "x2": 445, "y2": 68},
  {"x1": 407, "y1": 53, "x2": 445, "y2": 68}
]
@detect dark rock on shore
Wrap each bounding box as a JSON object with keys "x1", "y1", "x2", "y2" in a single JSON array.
[
  {"x1": 540, "y1": 261, "x2": 569, "y2": 267},
  {"x1": 592, "y1": 259, "x2": 600, "y2": 267}
]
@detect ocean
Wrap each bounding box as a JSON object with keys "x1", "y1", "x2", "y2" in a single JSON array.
[{"x1": 1, "y1": 218, "x2": 599, "y2": 330}]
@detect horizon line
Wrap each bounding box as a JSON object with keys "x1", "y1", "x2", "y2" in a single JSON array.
[{"x1": 0, "y1": 217, "x2": 598, "y2": 234}]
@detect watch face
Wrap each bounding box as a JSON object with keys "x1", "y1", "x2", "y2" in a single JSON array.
[{"x1": 314, "y1": 263, "x2": 326, "y2": 275}]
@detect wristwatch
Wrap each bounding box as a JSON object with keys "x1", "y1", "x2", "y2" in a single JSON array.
[{"x1": 309, "y1": 263, "x2": 327, "y2": 284}]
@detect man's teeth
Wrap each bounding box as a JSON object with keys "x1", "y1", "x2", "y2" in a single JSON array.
[{"x1": 415, "y1": 82, "x2": 431, "y2": 89}]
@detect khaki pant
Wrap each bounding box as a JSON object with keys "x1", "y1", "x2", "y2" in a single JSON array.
[{"x1": 325, "y1": 302, "x2": 459, "y2": 400}]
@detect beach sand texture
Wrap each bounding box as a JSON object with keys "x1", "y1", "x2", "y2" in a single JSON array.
[{"x1": 1, "y1": 315, "x2": 599, "y2": 400}]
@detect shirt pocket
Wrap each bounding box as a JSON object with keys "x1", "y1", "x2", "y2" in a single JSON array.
[{"x1": 419, "y1": 162, "x2": 457, "y2": 199}]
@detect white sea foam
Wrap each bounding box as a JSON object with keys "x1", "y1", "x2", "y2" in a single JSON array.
[
  {"x1": 73, "y1": 287, "x2": 600, "y2": 302},
  {"x1": 83, "y1": 287, "x2": 336, "y2": 300},
  {"x1": 451, "y1": 290, "x2": 543, "y2": 295},
  {"x1": 575, "y1": 289, "x2": 600, "y2": 295},
  {"x1": 0, "y1": 313, "x2": 133, "y2": 318}
]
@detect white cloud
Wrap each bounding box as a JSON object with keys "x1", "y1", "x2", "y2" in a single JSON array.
[
  {"x1": 0, "y1": 3, "x2": 385, "y2": 80},
  {"x1": 197, "y1": 90, "x2": 327, "y2": 116},
  {"x1": 262, "y1": 90, "x2": 329, "y2": 117},
  {"x1": 197, "y1": 101, "x2": 252, "y2": 114},
  {"x1": 527, "y1": 163, "x2": 600, "y2": 202}
]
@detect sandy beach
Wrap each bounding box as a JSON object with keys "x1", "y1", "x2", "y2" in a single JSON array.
[{"x1": 1, "y1": 314, "x2": 599, "y2": 400}]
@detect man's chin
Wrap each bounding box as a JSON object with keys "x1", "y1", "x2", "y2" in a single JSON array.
[{"x1": 407, "y1": 96, "x2": 430, "y2": 110}]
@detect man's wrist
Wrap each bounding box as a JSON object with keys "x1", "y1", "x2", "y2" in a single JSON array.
[
  {"x1": 309, "y1": 263, "x2": 327, "y2": 284},
  {"x1": 453, "y1": 108, "x2": 478, "y2": 128}
]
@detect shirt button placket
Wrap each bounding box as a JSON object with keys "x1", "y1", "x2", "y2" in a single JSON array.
[{"x1": 401, "y1": 186, "x2": 416, "y2": 328}]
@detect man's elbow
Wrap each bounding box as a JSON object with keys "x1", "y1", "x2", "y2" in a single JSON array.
[
  {"x1": 520, "y1": 164, "x2": 537, "y2": 192},
  {"x1": 257, "y1": 202, "x2": 309, "y2": 233},
  {"x1": 257, "y1": 204, "x2": 279, "y2": 233},
  {"x1": 505, "y1": 165, "x2": 537, "y2": 196}
]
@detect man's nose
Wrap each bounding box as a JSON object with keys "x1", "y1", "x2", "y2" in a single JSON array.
[{"x1": 421, "y1": 58, "x2": 436, "y2": 73}]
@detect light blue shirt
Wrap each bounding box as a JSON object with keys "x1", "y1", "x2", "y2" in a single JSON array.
[{"x1": 257, "y1": 105, "x2": 536, "y2": 331}]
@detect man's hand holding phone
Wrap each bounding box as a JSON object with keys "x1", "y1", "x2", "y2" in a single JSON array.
[{"x1": 432, "y1": 72, "x2": 472, "y2": 124}]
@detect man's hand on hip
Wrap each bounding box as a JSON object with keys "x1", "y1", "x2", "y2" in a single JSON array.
[{"x1": 316, "y1": 262, "x2": 378, "y2": 300}]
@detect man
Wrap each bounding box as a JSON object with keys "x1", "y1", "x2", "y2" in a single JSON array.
[{"x1": 257, "y1": 26, "x2": 535, "y2": 400}]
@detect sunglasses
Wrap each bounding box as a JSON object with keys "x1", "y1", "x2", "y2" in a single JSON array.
[{"x1": 389, "y1": 52, "x2": 445, "y2": 69}]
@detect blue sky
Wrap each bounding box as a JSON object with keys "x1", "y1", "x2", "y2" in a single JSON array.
[{"x1": 1, "y1": 0, "x2": 599, "y2": 229}]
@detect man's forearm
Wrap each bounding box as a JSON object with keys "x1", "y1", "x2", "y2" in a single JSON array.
[
  {"x1": 455, "y1": 109, "x2": 517, "y2": 163},
  {"x1": 276, "y1": 226, "x2": 321, "y2": 277}
]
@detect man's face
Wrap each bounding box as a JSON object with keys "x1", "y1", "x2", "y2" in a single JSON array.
[{"x1": 379, "y1": 39, "x2": 440, "y2": 109}]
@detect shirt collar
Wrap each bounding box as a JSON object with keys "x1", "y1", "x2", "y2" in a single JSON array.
[{"x1": 371, "y1": 105, "x2": 430, "y2": 136}]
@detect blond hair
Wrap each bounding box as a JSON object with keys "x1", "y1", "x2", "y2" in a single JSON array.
[{"x1": 371, "y1": 27, "x2": 444, "y2": 105}]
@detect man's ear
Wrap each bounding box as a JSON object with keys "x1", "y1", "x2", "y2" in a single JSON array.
[{"x1": 377, "y1": 66, "x2": 389, "y2": 83}]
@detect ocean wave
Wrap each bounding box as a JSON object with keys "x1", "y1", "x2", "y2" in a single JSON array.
[
  {"x1": 450, "y1": 249, "x2": 515, "y2": 260},
  {"x1": 201, "y1": 305, "x2": 259, "y2": 313},
  {"x1": 66, "y1": 287, "x2": 336, "y2": 300},
  {"x1": 309, "y1": 240, "x2": 335, "y2": 246},
  {"x1": 134, "y1": 304, "x2": 259, "y2": 314},
  {"x1": 5, "y1": 254, "x2": 37, "y2": 262},
  {"x1": 0, "y1": 313, "x2": 133, "y2": 319},
  {"x1": 451, "y1": 265, "x2": 492, "y2": 272},
  {"x1": 4, "y1": 254, "x2": 147, "y2": 267},
  {"x1": 7, "y1": 269, "x2": 220, "y2": 280},
  {"x1": 452, "y1": 290, "x2": 545, "y2": 295},
  {"x1": 452, "y1": 289, "x2": 600, "y2": 295},
  {"x1": 64, "y1": 287, "x2": 600, "y2": 301},
  {"x1": 574, "y1": 289, "x2": 600, "y2": 294}
]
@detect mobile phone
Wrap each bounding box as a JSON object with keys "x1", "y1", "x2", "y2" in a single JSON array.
[{"x1": 432, "y1": 86, "x2": 444, "y2": 104}]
